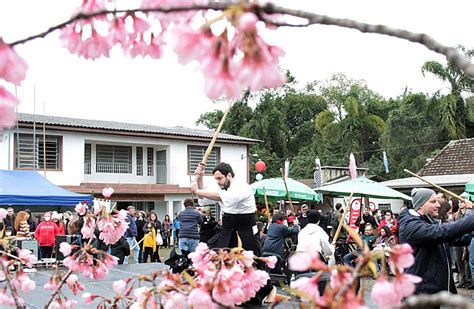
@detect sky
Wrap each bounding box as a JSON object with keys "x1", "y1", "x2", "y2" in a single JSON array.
[{"x1": 1, "y1": 0, "x2": 474, "y2": 129}]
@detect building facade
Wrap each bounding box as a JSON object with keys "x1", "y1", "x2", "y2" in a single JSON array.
[{"x1": 0, "y1": 113, "x2": 258, "y2": 220}]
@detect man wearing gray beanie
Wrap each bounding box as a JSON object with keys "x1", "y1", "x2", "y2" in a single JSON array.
[{"x1": 398, "y1": 187, "x2": 474, "y2": 295}]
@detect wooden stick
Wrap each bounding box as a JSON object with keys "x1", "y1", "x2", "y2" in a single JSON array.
[
  {"x1": 199, "y1": 100, "x2": 233, "y2": 168},
  {"x1": 263, "y1": 187, "x2": 271, "y2": 224},
  {"x1": 280, "y1": 168, "x2": 295, "y2": 214},
  {"x1": 332, "y1": 192, "x2": 354, "y2": 245},
  {"x1": 404, "y1": 169, "x2": 465, "y2": 201},
  {"x1": 130, "y1": 237, "x2": 145, "y2": 251}
]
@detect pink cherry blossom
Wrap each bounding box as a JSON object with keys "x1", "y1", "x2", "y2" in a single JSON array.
[
  {"x1": 17, "y1": 248, "x2": 38, "y2": 268},
  {"x1": 75, "y1": 202, "x2": 87, "y2": 215},
  {"x1": 0, "y1": 208, "x2": 7, "y2": 221},
  {"x1": 188, "y1": 288, "x2": 217, "y2": 308},
  {"x1": 79, "y1": 29, "x2": 112, "y2": 60},
  {"x1": 102, "y1": 186, "x2": 114, "y2": 198},
  {"x1": 371, "y1": 276, "x2": 400, "y2": 307},
  {"x1": 113, "y1": 279, "x2": 128, "y2": 294},
  {"x1": 81, "y1": 292, "x2": 97, "y2": 305},
  {"x1": 43, "y1": 278, "x2": 58, "y2": 291},
  {"x1": 15, "y1": 273, "x2": 36, "y2": 293},
  {"x1": 108, "y1": 16, "x2": 129, "y2": 46},
  {"x1": 238, "y1": 12, "x2": 258, "y2": 31},
  {"x1": 168, "y1": 24, "x2": 213, "y2": 65},
  {"x1": 81, "y1": 216, "x2": 95, "y2": 239},
  {"x1": 393, "y1": 273, "x2": 422, "y2": 298},
  {"x1": 59, "y1": 24, "x2": 83, "y2": 55},
  {"x1": 0, "y1": 86, "x2": 20, "y2": 128},
  {"x1": 290, "y1": 276, "x2": 320, "y2": 302},
  {"x1": 389, "y1": 243, "x2": 415, "y2": 273},
  {"x1": 97, "y1": 210, "x2": 129, "y2": 245},
  {"x1": 66, "y1": 274, "x2": 85, "y2": 295},
  {"x1": 330, "y1": 269, "x2": 352, "y2": 290},
  {"x1": 261, "y1": 255, "x2": 277, "y2": 269},
  {"x1": 59, "y1": 242, "x2": 72, "y2": 257},
  {"x1": 0, "y1": 38, "x2": 28, "y2": 85}
]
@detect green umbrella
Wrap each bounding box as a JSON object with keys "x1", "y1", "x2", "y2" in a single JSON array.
[
  {"x1": 463, "y1": 181, "x2": 474, "y2": 201},
  {"x1": 251, "y1": 178, "x2": 321, "y2": 202},
  {"x1": 314, "y1": 176, "x2": 411, "y2": 200}
]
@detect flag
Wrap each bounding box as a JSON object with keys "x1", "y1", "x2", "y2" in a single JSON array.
[
  {"x1": 314, "y1": 158, "x2": 323, "y2": 187},
  {"x1": 284, "y1": 159, "x2": 290, "y2": 179},
  {"x1": 349, "y1": 153, "x2": 357, "y2": 179},
  {"x1": 383, "y1": 151, "x2": 390, "y2": 173}
]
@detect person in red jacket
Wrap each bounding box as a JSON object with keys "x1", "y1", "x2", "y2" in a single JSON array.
[
  {"x1": 35, "y1": 212, "x2": 60, "y2": 259},
  {"x1": 52, "y1": 211, "x2": 65, "y2": 235},
  {"x1": 377, "y1": 210, "x2": 398, "y2": 243}
]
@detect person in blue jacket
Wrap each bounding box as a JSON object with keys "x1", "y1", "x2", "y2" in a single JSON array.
[
  {"x1": 399, "y1": 188, "x2": 474, "y2": 295},
  {"x1": 172, "y1": 213, "x2": 181, "y2": 245}
]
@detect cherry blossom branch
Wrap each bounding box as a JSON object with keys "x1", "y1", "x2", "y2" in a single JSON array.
[
  {"x1": 335, "y1": 252, "x2": 367, "y2": 300},
  {"x1": 44, "y1": 268, "x2": 73, "y2": 308},
  {"x1": 0, "y1": 250, "x2": 24, "y2": 263},
  {"x1": 6, "y1": 1, "x2": 474, "y2": 78},
  {"x1": 5, "y1": 275, "x2": 23, "y2": 309},
  {"x1": 403, "y1": 291, "x2": 474, "y2": 308}
]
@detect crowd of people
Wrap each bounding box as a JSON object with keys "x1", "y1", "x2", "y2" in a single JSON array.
[{"x1": 1, "y1": 160, "x2": 473, "y2": 304}]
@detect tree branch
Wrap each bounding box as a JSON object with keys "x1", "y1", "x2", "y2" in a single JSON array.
[
  {"x1": 5, "y1": 1, "x2": 474, "y2": 78},
  {"x1": 44, "y1": 268, "x2": 73, "y2": 309}
]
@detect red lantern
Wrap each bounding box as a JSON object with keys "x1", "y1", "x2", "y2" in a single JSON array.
[{"x1": 255, "y1": 160, "x2": 266, "y2": 172}]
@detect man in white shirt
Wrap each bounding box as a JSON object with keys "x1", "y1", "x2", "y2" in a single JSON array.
[
  {"x1": 190, "y1": 162, "x2": 261, "y2": 255},
  {"x1": 191, "y1": 162, "x2": 278, "y2": 304}
]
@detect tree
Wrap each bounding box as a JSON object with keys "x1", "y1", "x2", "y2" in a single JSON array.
[
  {"x1": 422, "y1": 45, "x2": 474, "y2": 139},
  {"x1": 315, "y1": 74, "x2": 386, "y2": 163},
  {"x1": 383, "y1": 92, "x2": 445, "y2": 178}
]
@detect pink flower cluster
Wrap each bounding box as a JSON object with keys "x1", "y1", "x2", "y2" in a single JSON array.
[
  {"x1": 97, "y1": 209, "x2": 129, "y2": 245},
  {"x1": 0, "y1": 269, "x2": 35, "y2": 306},
  {"x1": 0, "y1": 37, "x2": 27, "y2": 129},
  {"x1": 371, "y1": 244, "x2": 421, "y2": 307},
  {"x1": 57, "y1": 3, "x2": 286, "y2": 101},
  {"x1": 153, "y1": 243, "x2": 271, "y2": 307},
  {"x1": 62, "y1": 245, "x2": 118, "y2": 280}
]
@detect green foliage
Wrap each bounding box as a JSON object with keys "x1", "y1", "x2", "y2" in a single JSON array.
[
  {"x1": 196, "y1": 65, "x2": 473, "y2": 183},
  {"x1": 421, "y1": 45, "x2": 474, "y2": 139}
]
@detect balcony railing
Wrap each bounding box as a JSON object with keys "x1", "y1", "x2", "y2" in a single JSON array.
[
  {"x1": 96, "y1": 162, "x2": 132, "y2": 174},
  {"x1": 84, "y1": 162, "x2": 170, "y2": 183}
]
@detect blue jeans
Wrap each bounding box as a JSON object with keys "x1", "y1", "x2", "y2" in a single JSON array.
[
  {"x1": 178, "y1": 238, "x2": 199, "y2": 253},
  {"x1": 124, "y1": 237, "x2": 139, "y2": 265}
]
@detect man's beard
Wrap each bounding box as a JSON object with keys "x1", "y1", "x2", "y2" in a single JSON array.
[{"x1": 222, "y1": 179, "x2": 231, "y2": 190}]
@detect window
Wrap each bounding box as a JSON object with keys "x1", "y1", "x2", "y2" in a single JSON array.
[
  {"x1": 84, "y1": 144, "x2": 91, "y2": 174},
  {"x1": 147, "y1": 147, "x2": 154, "y2": 176},
  {"x1": 187, "y1": 145, "x2": 220, "y2": 174},
  {"x1": 15, "y1": 133, "x2": 62, "y2": 170},
  {"x1": 96, "y1": 144, "x2": 132, "y2": 173},
  {"x1": 136, "y1": 147, "x2": 143, "y2": 176}
]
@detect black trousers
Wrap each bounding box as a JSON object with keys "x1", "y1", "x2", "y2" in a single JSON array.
[
  {"x1": 40, "y1": 246, "x2": 53, "y2": 259},
  {"x1": 207, "y1": 213, "x2": 262, "y2": 256}
]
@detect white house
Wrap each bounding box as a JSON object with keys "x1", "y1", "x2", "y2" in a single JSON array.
[{"x1": 0, "y1": 113, "x2": 259, "y2": 220}]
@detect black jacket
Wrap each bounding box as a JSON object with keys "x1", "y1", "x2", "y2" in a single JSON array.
[
  {"x1": 110, "y1": 236, "x2": 131, "y2": 264},
  {"x1": 398, "y1": 208, "x2": 474, "y2": 295},
  {"x1": 200, "y1": 216, "x2": 217, "y2": 243},
  {"x1": 355, "y1": 214, "x2": 377, "y2": 234}
]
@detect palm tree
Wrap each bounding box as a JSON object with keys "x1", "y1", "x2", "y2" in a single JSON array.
[{"x1": 422, "y1": 45, "x2": 474, "y2": 139}]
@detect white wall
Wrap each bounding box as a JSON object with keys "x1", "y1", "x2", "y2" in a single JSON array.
[{"x1": 0, "y1": 128, "x2": 250, "y2": 188}]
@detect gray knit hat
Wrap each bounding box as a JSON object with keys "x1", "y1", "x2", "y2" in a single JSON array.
[{"x1": 411, "y1": 188, "x2": 436, "y2": 210}]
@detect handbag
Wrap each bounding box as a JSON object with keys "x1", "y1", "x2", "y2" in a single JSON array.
[{"x1": 156, "y1": 230, "x2": 163, "y2": 246}]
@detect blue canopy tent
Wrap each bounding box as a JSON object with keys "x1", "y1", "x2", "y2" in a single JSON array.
[{"x1": 0, "y1": 170, "x2": 92, "y2": 206}]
